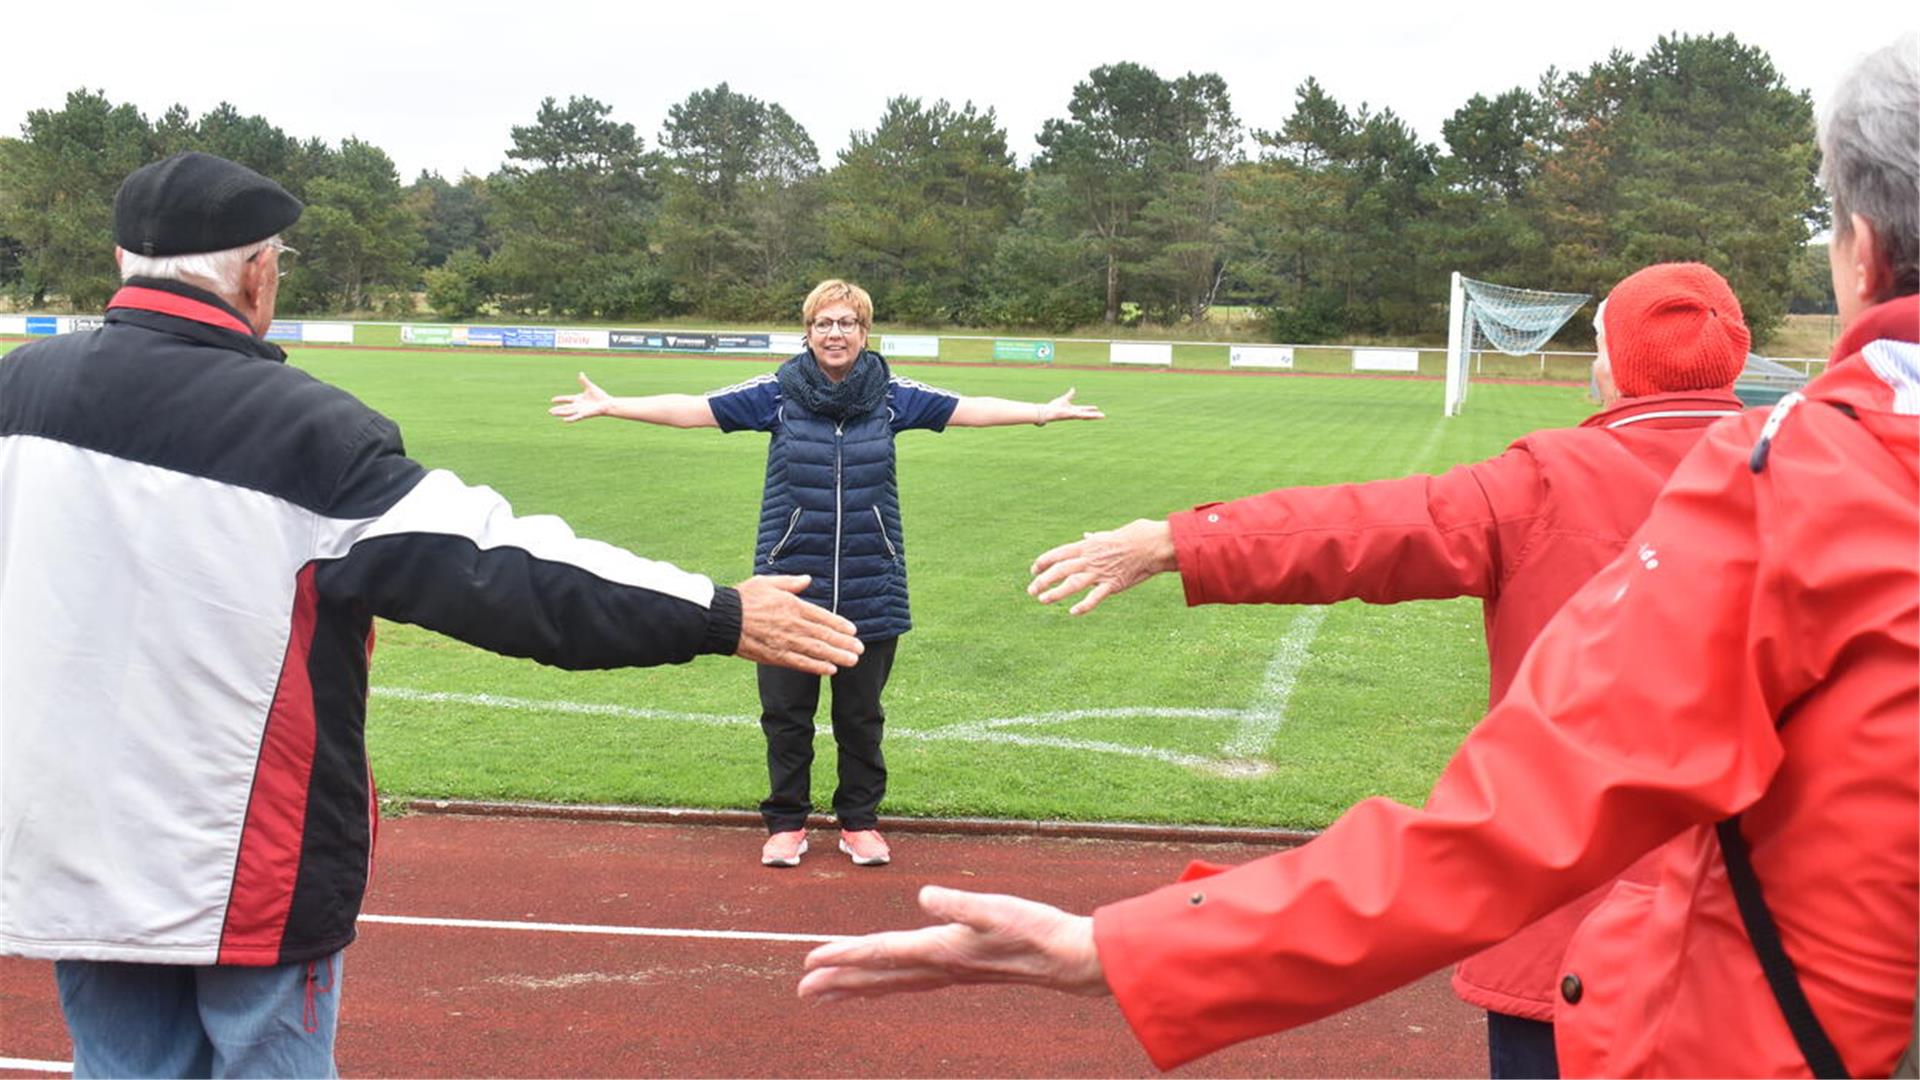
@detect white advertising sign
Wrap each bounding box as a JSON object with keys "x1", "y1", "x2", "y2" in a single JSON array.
[
  {"x1": 555, "y1": 329, "x2": 612, "y2": 350},
  {"x1": 768, "y1": 332, "x2": 806, "y2": 355},
  {"x1": 880, "y1": 334, "x2": 940, "y2": 358},
  {"x1": 1353, "y1": 348, "x2": 1421, "y2": 373},
  {"x1": 302, "y1": 322, "x2": 356, "y2": 344},
  {"x1": 1229, "y1": 345, "x2": 1295, "y2": 369},
  {"x1": 1110, "y1": 342, "x2": 1174, "y2": 366},
  {"x1": 0, "y1": 316, "x2": 25, "y2": 335}
]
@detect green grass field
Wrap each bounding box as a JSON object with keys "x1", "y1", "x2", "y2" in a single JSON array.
[{"x1": 254, "y1": 347, "x2": 1592, "y2": 829}]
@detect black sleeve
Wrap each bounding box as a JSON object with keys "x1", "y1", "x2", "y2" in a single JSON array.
[{"x1": 311, "y1": 422, "x2": 741, "y2": 670}]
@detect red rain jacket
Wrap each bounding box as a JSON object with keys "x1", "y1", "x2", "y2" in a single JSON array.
[
  {"x1": 1097, "y1": 296, "x2": 1919, "y2": 1076},
  {"x1": 1167, "y1": 388, "x2": 1742, "y2": 1019}
]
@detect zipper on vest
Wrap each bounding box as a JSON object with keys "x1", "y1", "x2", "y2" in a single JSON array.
[
  {"x1": 768, "y1": 507, "x2": 803, "y2": 563},
  {"x1": 832, "y1": 421, "x2": 844, "y2": 613}
]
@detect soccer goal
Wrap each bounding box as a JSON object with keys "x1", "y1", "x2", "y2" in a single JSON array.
[{"x1": 1444, "y1": 272, "x2": 1592, "y2": 416}]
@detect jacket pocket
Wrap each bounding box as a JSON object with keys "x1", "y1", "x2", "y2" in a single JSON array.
[
  {"x1": 767, "y1": 507, "x2": 803, "y2": 563},
  {"x1": 871, "y1": 507, "x2": 900, "y2": 562}
]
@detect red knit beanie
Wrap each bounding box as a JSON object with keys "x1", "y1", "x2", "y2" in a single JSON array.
[{"x1": 1600, "y1": 263, "x2": 1751, "y2": 398}]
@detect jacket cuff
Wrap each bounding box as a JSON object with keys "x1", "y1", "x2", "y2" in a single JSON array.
[
  {"x1": 1168, "y1": 505, "x2": 1224, "y2": 607},
  {"x1": 700, "y1": 585, "x2": 743, "y2": 656}
]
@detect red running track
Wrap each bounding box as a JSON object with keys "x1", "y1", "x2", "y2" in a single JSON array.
[{"x1": 0, "y1": 814, "x2": 1484, "y2": 1077}]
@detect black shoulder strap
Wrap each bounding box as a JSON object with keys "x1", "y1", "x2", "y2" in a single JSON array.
[{"x1": 1717, "y1": 815, "x2": 1851, "y2": 1078}]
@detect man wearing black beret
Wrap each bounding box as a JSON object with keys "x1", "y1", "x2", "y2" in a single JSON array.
[{"x1": 0, "y1": 151, "x2": 864, "y2": 1077}]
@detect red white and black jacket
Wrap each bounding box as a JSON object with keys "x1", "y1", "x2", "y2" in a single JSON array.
[{"x1": 0, "y1": 279, "x2": 742, "y2": 965}]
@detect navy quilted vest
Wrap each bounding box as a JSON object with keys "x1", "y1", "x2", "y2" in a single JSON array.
[{"x1": 753, "y1": 383, "x2": 910, "y2": 642}]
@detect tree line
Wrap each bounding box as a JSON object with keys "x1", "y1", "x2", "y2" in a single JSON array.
[{"x1": 0, "y1": 33, "x2": 1832, "y2": 345}]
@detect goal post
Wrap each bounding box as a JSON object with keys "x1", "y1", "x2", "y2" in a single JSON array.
[{"x1": 1444, "y1": 272, "x2": 1591, "y2": 416}]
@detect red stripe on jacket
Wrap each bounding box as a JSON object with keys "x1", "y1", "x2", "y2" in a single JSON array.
[{"x1": 218, "y1": 563, "x2": 321, "y2": 963}]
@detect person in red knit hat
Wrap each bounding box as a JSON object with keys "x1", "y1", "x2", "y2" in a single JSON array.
[
  {"x1": 1595, "y1": 261, "x2": 1751, "y2": 403},
  {"x1": 793, "y1": 259, "x2": 1752, "y2": 1079}
]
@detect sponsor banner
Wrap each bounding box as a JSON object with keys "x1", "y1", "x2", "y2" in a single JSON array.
[
  {"x1": 26, "y1": 316, "x2": 59, "y2": 336},
  {"x1": 1110, "y1": 342, "x2": 1173, "y2": 366},
  {"x1": 556, "y1": 328, "x2": 611, "y2": 350},
  {"x1": 1353, "y1": 347, "x2": 1420, "y2": 373},
  {"x1": 458, "y1": 326, "x2": 506, "y2": 348},
  {"x1": 303, "y1": 322, "x2": 355, "y2": 344},
  {"x1": 714, "y1": 333, "x2": 771, "y2": 352},
  {"x1": 608, "y1": 330, "x2": 717, "y2": 352},
  {"x1": 609, "y1": 330, "x2": 663, "y2": 350},
  {"x1": 993, "y1": 339, "x2": 1055, "y2": 362},
  {"x1": 768, "y1": 332, "x2": 806, "y2": 355},
  {"x1": 67, "y1": 316, "x2": 106, "y2": 334},
  {"x1": 1229, "y1": 345, "x2": 1295, "y2": 369},
  {"x1": 879, "y1": 334, "x2": 940, "y2": 358},
  {"x1": 0, "y1": 316, "x2": 26, "y2": 335},
  {"x1": 661, "y1": 332, "x2": 713, "y2": 352},
  {"x1": 265, "y1": 321, "x2": 304, "y2": 343},
  {"x1": 402, "y1": 325, "x2": 455, "y2": 345},
  {"x1": 502, "y1": 326, "x2": 556, "y2": 349}
]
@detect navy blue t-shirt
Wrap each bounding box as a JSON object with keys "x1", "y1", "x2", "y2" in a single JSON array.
[{"x1": 705, "y1": 371, "x2": 960, "y2": 434}]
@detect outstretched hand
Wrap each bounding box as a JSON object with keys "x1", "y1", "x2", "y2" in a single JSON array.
[
  {"x1": 798, "y1": 885, "x2": 1106, "y2": 1003},
  {"x1": 733, "y1": 575, "x2": 863, "y2": 676},
  {"x1": 1028, "y1": 518, "x2": 1177, "y2": 615},
  {"x1": 549, "y1": 372, "x2": 611, "y2": 422},
  {"x1": 1040, "y1": 388, "x2": 1105, "y2": 424}
]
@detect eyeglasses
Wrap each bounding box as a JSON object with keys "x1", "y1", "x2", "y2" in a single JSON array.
[
  {"x1": 249, "y1": 239, "x2": 299, "y2": 280},
  {"x1": 810, "y1": 316, "x2": 865, "y2": 335}
]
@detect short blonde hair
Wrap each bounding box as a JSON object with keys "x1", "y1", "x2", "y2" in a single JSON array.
[{"x1": 802, "y1": 279, "x2": 873, "y2": 328}]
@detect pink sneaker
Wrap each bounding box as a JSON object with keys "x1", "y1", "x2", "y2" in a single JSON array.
[
  {"x1": 761, "y1": 830, "x2": 808, "y2": 867},
  {"x1": 838, "y1": 829, "x2": 891, "y2": 866}
]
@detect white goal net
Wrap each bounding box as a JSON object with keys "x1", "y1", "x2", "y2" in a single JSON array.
[{"x1": 1444, "y1": 272, "x2": 1591, "y2": 416}]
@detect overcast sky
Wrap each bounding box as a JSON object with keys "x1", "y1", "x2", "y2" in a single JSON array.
[{"x1": 5, "y1": 1, "x2": 1912, "y2": 180}]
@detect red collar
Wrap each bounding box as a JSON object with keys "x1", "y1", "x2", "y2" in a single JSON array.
[
  {"x1": 1580, "y1": 388, "x2": 1745, "y2": 430},
  {"x1": 1830, "y1": 295, "x2": 1920, "y2": 361},
  {"x1": 107, "y1": 285, "x2": 256, "y2": 337}
]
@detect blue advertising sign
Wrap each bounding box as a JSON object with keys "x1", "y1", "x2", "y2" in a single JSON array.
[
  {"x1": 464, "y1": 326, "x2": 507, "y2": 347},
  {"x1": 265, "y1": 322, "x2": 303, "y2": 342},
  {"x1": 25, "y1": 317, "x2": 58, "y2": 336},
  {"x1": 714, "y1": 334, "x2": 771, "y2": 351},
  {"x1": 502, "y1": 326, "x2": 556, "y2": 349}
]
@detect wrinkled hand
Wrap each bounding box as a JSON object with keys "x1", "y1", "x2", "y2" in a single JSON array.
[
  {"x1": 1040, "y1": 388, "x2": 1105, "y2": 424},
  {"x1": 1027, "y1": 518, "x2": 1176, "y2": 615},
  {"x1": 733, "y1": 575, "x2": 862, "y2": 676},
  {"x1": 798, "y1": 885, "x2": 1105, "y2": 1003},
  {"x1": 549, "y1": 372, "x2": 612, "y2": 422}
]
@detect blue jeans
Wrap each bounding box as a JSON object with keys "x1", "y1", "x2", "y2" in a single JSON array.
[
  {"x1": 55, "y1": 953, "x2": 342, "y2": 1079},
  {"x1": 1486, "y1": 1011, "x2": 1558, "y2": 1079}
]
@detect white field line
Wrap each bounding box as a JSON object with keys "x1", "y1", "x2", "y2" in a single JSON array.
[
  {"x1": 358, "y1": 913, "x2": 841, "y2": 944},
  {"x1": 1226, "y1": 607, "x2": 1330, "y2": 758},
  {"x1": 0, "y1": 1059, "x2": 70, "y2": 1074},
  {"x1": 1223, "y1": 415, "x2": 1452, "y2": 757},
  {"x1": 373, "y1": 687, "x2": 1238, "y2": 771}
]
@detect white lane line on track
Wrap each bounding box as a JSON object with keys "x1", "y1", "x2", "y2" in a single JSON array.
[
  {"x1": 0, "y1": 1058, "x2": 71, "y2": 1074},
  {"x1": 358, "y1": 913, "x2": 842, "y2": 944}
]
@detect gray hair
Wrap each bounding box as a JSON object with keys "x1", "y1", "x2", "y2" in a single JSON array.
[
  {"x1": 1820, "y1": 35, "x2": 1920, "y2": 296},
  {"x1": 118, "y1": 237, "x2": 276, "y2": 298}
]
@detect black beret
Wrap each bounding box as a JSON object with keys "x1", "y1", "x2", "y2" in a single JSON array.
[{"x1": 113, "y1": 151, "x2": 303, "y2": 257}]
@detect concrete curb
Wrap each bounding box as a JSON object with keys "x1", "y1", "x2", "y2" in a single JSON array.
[{"x1": 404, "y1": 798, "x2": 1318, "y2": 848}]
